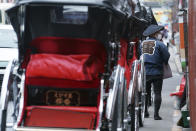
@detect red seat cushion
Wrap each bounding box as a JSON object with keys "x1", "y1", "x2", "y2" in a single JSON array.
[
  {"x1": 26, "y1": 54, "x2": 104, "y2": 81},
  {"x1": 22, "y1": 37, "x2": 107, "y2": 70}
]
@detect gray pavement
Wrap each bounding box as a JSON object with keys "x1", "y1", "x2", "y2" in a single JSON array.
[{"x1": 140, "y1": 75, "x2": 182, "y2": 131}]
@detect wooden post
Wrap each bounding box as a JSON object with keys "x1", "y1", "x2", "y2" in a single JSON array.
[{"x1": 188, "y1": 0, "x2": 196, "y2": 130}]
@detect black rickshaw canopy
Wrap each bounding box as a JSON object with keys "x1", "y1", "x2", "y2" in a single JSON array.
[
  {"x1": 7, "y1": 0, "x2": 132, "y2": 62},
  {"x1": 6, "y1": 0, "x2": 156, "y2": 63}
]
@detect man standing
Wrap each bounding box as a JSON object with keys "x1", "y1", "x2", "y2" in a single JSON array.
[{"x1": 142, "y1": 24, "x2": 170, "y2": 120}]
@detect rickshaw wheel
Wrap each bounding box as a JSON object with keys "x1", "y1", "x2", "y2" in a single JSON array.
[
  {"x1": 110, "y1": 85, "x2": 124, "y2": 131},
  {"x1": 122, "y1": 81, "x2": 131, "y2": 131},
  {"x1": 130, "y1": 89, "x2": 139, "y2": 131},
  {"x1": 12, "y1": 79, "x2": 20, "y2": 124},
  {"x1": 138, "y1": 61, "x2": 146, "y2": 127},
  {"x1": 138, "y1": 72, "x2": 146, "y2": 127},
  {"x1": 138, "y1": 91, "x2": 146, "y2": 127},
  {"x1": 0, "y1": 109, "x2": 7, "y2": 131},
  {"x1": 0, "y1": 91, "x2": 12, "y2": 131},
  {"x1": 111, "y1": 103, "x2": 118, "y2": 130},
  {"x1": 0, "y1": 81, "x2": 18, "y2": 131}
]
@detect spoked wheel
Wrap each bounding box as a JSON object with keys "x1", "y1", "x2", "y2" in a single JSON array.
[
  {"x1": 106, "y1": 66, "x2": 125, "y2": 131},
  {"x1": 138, "y1": 91, "x2": 146, "y2": 127},
  {"x1": 110, "y1": 84, "x2": 124, "y2": 131},
  {"x1": 122, "y1": 81, "x2": 130, "y2": 131},
  {"x1": 0, "y1": 65, "x2": 15, "y2": 131},
  {"x1": 149, "y1": 84, "x2": 154, "y2": 107},
  {"x1": 0, "y1": 60, "x2": 21, "y2": 131},
  {"x1": 0, "y1": 78, "x2": 19, "y2": 131},
  {"x1": 110, "y1": 97, "x2": 118, "y2": 131},
  {"x1": 12, "y1": 78, "x2": 20, "y2": 125},
  {"x1": 0, "y1": 86, "x2": 13, "y2": 131},
  {"x1": 130, "y1": 89, "x2": 139, "y2": 131},
  {"x1": 0, "y1": 106, "x2": 8, "y2": 131},
  {"x1": 138, "y1": 70, "x2": 146, "y2": 127}
]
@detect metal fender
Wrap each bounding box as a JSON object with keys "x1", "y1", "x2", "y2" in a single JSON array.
[
  {"x1": 96, "y1": 78, "x2": 104, "y2": 131},
  {"x1": 106, "y1": 65, "x2": 125, "y2": 120},
  {"x1": 137, "y1": 61, "x2": 145, "y2": 93},
  {"x1": 138, "y1": 70, "x2": 142, "y2": 92}
]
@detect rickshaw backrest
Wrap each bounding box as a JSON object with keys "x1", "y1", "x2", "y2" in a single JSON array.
[
  {"x1": 29, "y1": 37, "x2": 107, "y2": 58},
  {"x1": 25, "y1": 37, "x2": 107, "y2": 81}
]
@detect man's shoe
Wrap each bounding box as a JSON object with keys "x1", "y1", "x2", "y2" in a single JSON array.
[
  {"x1": 154, "y1": 115, "x2": 162, "y2": 120},
  {"x1": 145, "y1": 112, "x2": 149, "y2": 118}
]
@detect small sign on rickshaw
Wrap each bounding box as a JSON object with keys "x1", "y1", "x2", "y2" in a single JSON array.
[{"x1": 46, "y1": 90, "x2": 80, "y2": 106}]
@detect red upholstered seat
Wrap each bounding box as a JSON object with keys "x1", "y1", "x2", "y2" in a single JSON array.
[
  {"x1": 25, "y1": 37, "x2": 106, "y2": 88},
  {"x1": 25, "y1": 37, "x2": 106, "y2": 83},
  {"x1": 21, "y1": 37, "x2": 105, "y2": 129},
  {"x1": 26, "y1": 53, "x2": 104, "y2": 81},
  {"x1": 22, "y1": 37, "x2": 107, "y2": 69}
]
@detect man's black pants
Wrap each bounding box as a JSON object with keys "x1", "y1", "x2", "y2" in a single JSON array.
[{"x1": 145, "y1": 75, "x2": 163, "y2": 116}]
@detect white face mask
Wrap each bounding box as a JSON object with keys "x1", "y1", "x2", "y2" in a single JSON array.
[{"x1": 156, "y1": 34, "x2": 162, "y2": 40}]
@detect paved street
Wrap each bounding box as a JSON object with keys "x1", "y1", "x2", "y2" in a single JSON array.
[{"x1": 140, "y1": 74, "x2": 182, "y2": 131}]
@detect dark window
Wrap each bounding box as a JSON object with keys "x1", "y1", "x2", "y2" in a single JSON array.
[{"x1": 51, "y1": 6, "x2": 88, "y2": 25}]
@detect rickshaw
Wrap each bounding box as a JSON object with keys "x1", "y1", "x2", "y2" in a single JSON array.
[
  {"x1": 127, "y1": 0, "x2": 159, "y2": 126},
  {"x1": 0, "y1": 0, "x2": 149, "y2": 130}
]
